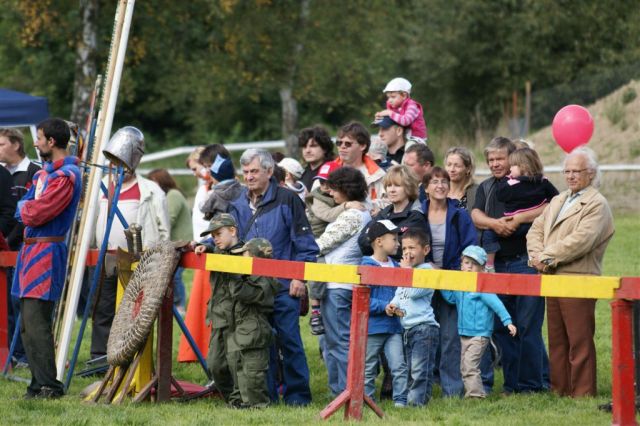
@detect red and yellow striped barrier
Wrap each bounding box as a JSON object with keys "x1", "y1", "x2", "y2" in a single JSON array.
[
  {"x1": 179, "y1": 252, "x2": 639, "y2": 423},
  {"x1": 1, "y1": 250, "x2": 638, "y2": 424},
  {"x1": 181, "y1": 252, "x2": 624, "y2": 300}
]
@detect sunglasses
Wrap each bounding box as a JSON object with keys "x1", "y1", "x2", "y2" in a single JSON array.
[{"x1": 335, "y1": 139, "x2": 355, "y2": 148}]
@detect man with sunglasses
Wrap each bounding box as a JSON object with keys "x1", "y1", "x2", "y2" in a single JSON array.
[{"x1": 334, "y1": 121, "x2": 386, "y2": 207}]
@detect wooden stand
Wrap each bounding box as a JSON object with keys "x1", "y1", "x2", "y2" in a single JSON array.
[
  {"x1": 320, "y1": 286, "x2": 384, "y2": 421},
  {"x1": 90, "y1": 280, "x2": 185, "y2": 403}
]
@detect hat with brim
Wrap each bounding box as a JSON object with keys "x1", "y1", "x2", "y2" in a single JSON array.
[
  {"x1": 371, "y1": 116, "x2": 401, "y2": 129},
  {"x1": 313, "y1": 161, "x2": 341, "y2": 181},
  {"x1": 230, "y1": 238, "x2": 273, "y2": 258},
  {"x1": 367, "y1": 219, "x2": 400, "y2": 241},
  {"x1": 200, "y1": 213, "x2": 237, "y2": 237},
  {"x1": 462, "y1": 245, "x2": 488, "y2": 266}
]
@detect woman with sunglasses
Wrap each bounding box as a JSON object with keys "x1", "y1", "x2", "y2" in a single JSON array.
[{"x1": 421, "y1": 167, "x2": 477, "y2": 398}]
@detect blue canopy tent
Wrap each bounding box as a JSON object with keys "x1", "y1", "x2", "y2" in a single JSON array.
[{"x1": 0, "y1": 88, "x2": 49, "y2": 142}]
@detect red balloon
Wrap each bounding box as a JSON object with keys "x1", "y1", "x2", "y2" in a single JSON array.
[{"x1": 551, "y1": 105, "x2": 594, "y2": 153}]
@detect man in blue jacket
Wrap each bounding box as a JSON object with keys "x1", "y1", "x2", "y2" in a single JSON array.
[{"x1": 228, "y1": 148, "x2": 319, "y2": 406}]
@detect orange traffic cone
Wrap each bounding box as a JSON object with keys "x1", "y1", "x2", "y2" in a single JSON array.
[{"x1": 178, "y1": 269, "x2": 211, "y2": 362}]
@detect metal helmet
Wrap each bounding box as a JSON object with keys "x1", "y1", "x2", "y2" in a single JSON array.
[{"x1": 103, "y1": 126, "x2": 145, "y2": 172}]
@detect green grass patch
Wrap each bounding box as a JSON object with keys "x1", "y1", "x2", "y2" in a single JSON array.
[
  {"x1": 1, "y1": 214, "x2": 638, "y2": 424},
  {"x1": 604, "y1": 99, "x2": 625, "y2": 126}
]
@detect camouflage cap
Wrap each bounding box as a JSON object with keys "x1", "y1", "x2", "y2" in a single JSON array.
[
  {"x1": 231, "y1": 238, "x2": 273, "y2": 258},
  {"x1": 200, "y1": 213, "x2": 237, "y2": 237}
]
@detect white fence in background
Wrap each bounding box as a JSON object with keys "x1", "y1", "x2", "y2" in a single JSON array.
[{"x1": 137, "y1": 141, "x2": 640, "y2": 176}]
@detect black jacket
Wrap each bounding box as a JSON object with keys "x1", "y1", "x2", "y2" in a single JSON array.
[
  {"x1": 357, "y1": 199, "x2": 428, "y2": 260},
  {"x1": 0, "y1": 166, "x2": 17, "y2": 245},
  {"x1": 6, "y1": 161, "x2": 41, "y2": 249}
]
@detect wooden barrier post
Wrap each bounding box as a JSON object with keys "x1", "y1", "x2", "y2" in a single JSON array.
[
  {"x1": 320, "y1": 286, "x2": 383, "y2": 421},
  {"x1": 611, "y1": 299, "x2": 637, "y2": 426}
]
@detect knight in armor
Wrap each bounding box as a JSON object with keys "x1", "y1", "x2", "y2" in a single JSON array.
[
  {"x1": 90, "y1": 126, "x2": 170, "y2": 359},
  {"x1": 12, "y1": 118, "x2": 82, "y2": 399}
]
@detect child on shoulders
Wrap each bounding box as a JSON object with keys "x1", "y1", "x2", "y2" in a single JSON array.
[{"x1": 375, "y1": 77, "x2": 428, "y2": 144}]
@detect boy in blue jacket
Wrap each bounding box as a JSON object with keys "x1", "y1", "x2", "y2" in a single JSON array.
[
  {"x1": 387, "y1": 228, "x2": 439, "y2": 406},
  {"x1": 361, "y1": 220, "x2": 408, "y2": 407},
  {"x1": 441, "y1": 245, "x2": 517, "y2": 398}
]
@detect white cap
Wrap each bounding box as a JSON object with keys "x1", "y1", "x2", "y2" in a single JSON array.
[
  {"x1": 383, "y1": 77, "x2": 412, "y2": 94},
  {"x1": 278, "y1": 157, "x2": 304, "y2": 179}
]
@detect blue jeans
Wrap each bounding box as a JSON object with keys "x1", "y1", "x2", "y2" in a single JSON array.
[
  {"x1": 405, "y1": 323, "x2": 439, "y2": 405},
  {"x1": 432, "y1": 291, "x2": 464, "y2": 397},
  {"x1": 267, "y1": 290, "x2": 312, "y2": 405},
  {"x1": 173, "y1": 267, "x2": 186, "y2": 309},
  {"x1": 364, "y1": 333, "x2": 408, "y2": 405},
  {"x1": 321, "y1": 288, "x2": 352, "y2": 396},
  {"x1": 494, "y1": 254, "x2": 548, "y2": 393}
]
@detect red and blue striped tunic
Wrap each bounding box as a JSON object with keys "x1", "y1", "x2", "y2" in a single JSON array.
[{"x1": 11, "y1": 156, "x2": 82, "y2": 301}]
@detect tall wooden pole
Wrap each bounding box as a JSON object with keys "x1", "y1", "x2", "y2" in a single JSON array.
[
  {"x1": 55, "y1": 0, "x2": 136, "y2": 381},
  {"x1": 524, "y1": 81, "x2": 531, "y2": 136}
]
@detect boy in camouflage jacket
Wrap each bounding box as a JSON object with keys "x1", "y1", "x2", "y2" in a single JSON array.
[
  {"x1": 195, "y1": 213, "x2": 244, "y2": 405},
  {"x1": 227, "y1": 238, "x2": 281, "y2": 408}
]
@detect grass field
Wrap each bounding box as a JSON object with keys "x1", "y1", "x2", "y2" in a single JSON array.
[{"x1": 0, "y1": 215, "x2": 638, "y2": 425}]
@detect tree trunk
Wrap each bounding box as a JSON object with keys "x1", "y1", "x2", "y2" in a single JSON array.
[
  {"x1": 280, "y1": 86, "x2": 299, "y2": 157},
  {"x1": 71, "y1": 0, "x2": 98, "y2": 127},
  {"x1": 279, "y1": 0, "x2": 310, "y2": 158}
]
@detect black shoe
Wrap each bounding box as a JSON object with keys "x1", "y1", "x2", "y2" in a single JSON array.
[
  {"x1": 228, "y1": 400, "x2": 246, "y2": 409},
  {"x1": 598, "y1": 398, "x2": 640, "y2": 413},
  {"x1": 598, "y1": 402, "x2": 612, "y2": 412},
  {"x1": 23, "y1": 390, "x2": 38, "y2": 400},
  {"x1": 309, "y1": 311, "x2": 325, "y2": 335},
  {"x1": 34, "y1": 387, "x2": 64, "y2": 399}
]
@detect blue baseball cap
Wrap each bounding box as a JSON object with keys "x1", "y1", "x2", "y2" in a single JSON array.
[
  {"x1": 371, "y1": 116, "x2": 402, "y2": 129},
  {"x1": 462, "y1": 245, "x2": 488, "y2": 266},
  {"x1": 210, "y1": 155, "x2": 235, "y2": 182}
]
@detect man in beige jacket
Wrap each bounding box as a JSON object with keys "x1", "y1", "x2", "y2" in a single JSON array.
[{"x1": 527, "y1": 146, "x2": 614, "y2": 397}]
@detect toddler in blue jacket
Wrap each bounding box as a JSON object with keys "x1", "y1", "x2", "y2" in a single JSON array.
[
  {"x1": 387, "y1": 228, "x2": 439, "y2": 406},
  {"x1": 441, "y1": 245, "x2": 517, "y2": 398},
  {"x1": 361, "y1": 220, "x2": 409, "y2": 407}
]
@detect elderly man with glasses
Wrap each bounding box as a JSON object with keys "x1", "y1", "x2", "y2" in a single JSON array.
[{"x1": 527, "y1": 146, "x2": 614, "y2": 397}]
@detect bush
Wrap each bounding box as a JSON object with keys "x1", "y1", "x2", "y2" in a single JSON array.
[
  {"x1": 622, "y1": 87, "x2": 637, "y2": 105},
  {"x1": 605, "y1": 100, "x2": 625, "y2": 126}
]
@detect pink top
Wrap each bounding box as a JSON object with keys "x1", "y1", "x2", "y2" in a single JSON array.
[{"x1": 386, "y1": 97, "x2": 427, "y2": 139}]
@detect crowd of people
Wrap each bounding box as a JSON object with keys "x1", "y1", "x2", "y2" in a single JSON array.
[
  {"x1": 179, "y1": 118, "x2": 612, "y2": 407},
  {"x1": 2, "y1": 76, "x2": 614, "y2": 406}
]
